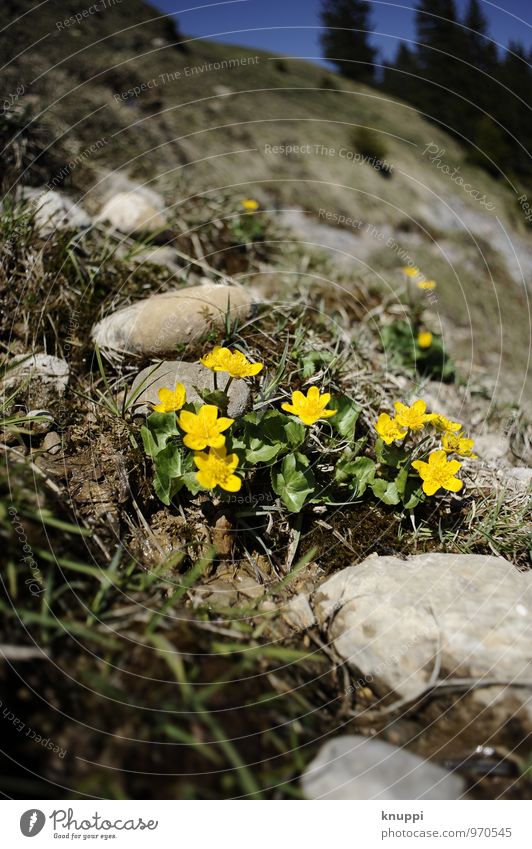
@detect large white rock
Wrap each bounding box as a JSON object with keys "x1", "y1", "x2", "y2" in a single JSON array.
[
  {"x1": 96, "y1": 190, "x2": 167, "y2": 234},
  {"x1": 301, "y1": 735, "x2": 465, "y2": 800},
  {"x1": 91, "y1": 285, "x2": 255, "y2": 357},
  {"x1": 313, "y1": 553, "x2": 532, "y2": 727},
  {"x1": 130, "y1": 361, "x2": 250, "y2": 418},
  {"x1": 21, "y1": 188, "x2": 90, "y2": 235}
]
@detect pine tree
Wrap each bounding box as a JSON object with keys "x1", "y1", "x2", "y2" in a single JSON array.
[
  {"x1": 416, "y1": 0, "x2": 465, "y2": 132},
  {"x1": 496, "y1": 42, "x2": 532, "y2": 178},
  {"x1": 463, "y1": 0, "x2": 497, "y2": 72},
  {"x1": 382, "y1": 44, "x2": 420, "y2": 102},
  {"x1": 320, "y1": 0, "x2": 377, "y2": 84},
  {"x1": 380, "y1": 0, "x2": 532, "y2": 181}
]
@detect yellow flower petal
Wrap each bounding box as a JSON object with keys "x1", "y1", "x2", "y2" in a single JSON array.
[
  {"x1": 194, "y1": 446, "x2": 241, "y2": 492},
  {"x1": 402, "y1": 266, "x2": 421, "y2": 278},
  {"x1": 152, "y1": 383, "x2": 187, "y2": 413},
  {"x1": 200, "y1": 346, "x2": 263, "y2": 379},
  {"x1": 413, "y1": 449, "x2": 463, "y2": 496},
  {"x1": 282, "y1": 387, "x2": 337, "y2": 426},
  {"x1": 241, "y1": 199, "x2": 259, "y2": 212},
  {"x1": 179, "y1": 405, "x2": 233, "y2": 450},
  {"x1": 417, "y1": 331, "x2": 433, "y2": 349},
  {"x1": 394, "y1": 400, "x2": 435, "y2": 431},
  {"x1": 375, "y1": 413, "x2": 407, "y2": 445}
]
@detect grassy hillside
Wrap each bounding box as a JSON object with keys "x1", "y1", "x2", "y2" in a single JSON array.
[{"x1": 1, "y1": 0, "x2": 530, "y2": 404}]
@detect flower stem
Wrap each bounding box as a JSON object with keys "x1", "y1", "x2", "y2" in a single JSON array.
[
  {"x1": 224, "y1": 376, "x2": 234, "y2": 394},
  {"x1": 213, "y1": 372, "x2": 218, "y2": 391}
]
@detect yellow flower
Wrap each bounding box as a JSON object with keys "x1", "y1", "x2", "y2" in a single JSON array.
[
  {"x1": 281, "y1": 386, "x2": 337, "y2": 426},
  {"x1": 402, "y1": 266, "x2": 421, "y2": 278},
  {"x1": 442, "y1": 431, "x2": 477, "y2": 458},
  {"x1": 417, "y1": 331, "x2": 433, "y2": 349},
  {"x1": 417, "y1": 279, "x2": 437, "y2": 290},
  {"x1": 200, "y1": 346, "x2": 263, "y2": 379},
  {"x1": 152, "y1": 384, "x2": 186, "y2": 413},
  {"x1": 374, "y1": 412, "x2": 408, "y2": 445},
  {"x1": 412, "y1": 449, "x2": 463, "y2": 496},
  {"x1": 178, "y1": 404, "x2": 234, "y2": 451},
  {"x1": 394, "y1": 400, "x2": 436, "y2": 431},
  {"x1": 194, "y1": 445, "x2": 242, "y2": 493},
  {"x1": 432, "y1": 414, "x2": 462, "y2": 433},
  {"x1": 241, "y1": 199, "x2": 259, "y2": 212}
]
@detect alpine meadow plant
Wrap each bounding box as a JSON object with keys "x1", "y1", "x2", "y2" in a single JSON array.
[
  {"x1": 381, "y1": 267, "x2": 456, "y2": 382},
  {"x1": 230, "y1": 198, "x2": 266, "y2": 244},
  {"x1": 140, "y1": 345, "x2": 359, "y2": 510},
  {"x1": 140, "y1": 345, "x2": 475, "y2": 514},
  {"x1": 337, "y1": 399, "x2": 477, "y2": 508}
]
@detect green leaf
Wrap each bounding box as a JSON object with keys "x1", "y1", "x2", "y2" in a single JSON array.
[
  {"x1": 335, "y1": 455, "x2": 375, "y2": 495},
  {"x1": 402, "y1": 478, "x2": 425, "y2": 509},
  {"x1": 370, "y1": 478, "x2": 401, "y2": 505},
  {"x1": 153, "y1": 443, "x2": 186, "y2": 505},
  {"x1": 282, "y1": 417, "x2": 306, "y2": 449},
  {"x1": 330, "y1": 395, "x2": 361, "y2": 438},
  {"x1": 271, "y1": 453, "x2": 315, "y2": 513},
  {"x1": 241, "y1": 410, "x2": 305, "y2": 465},
  {"x1": 140, "y1": 424, "x2": 158, "y2": 460},
  {"x1": 143, "y1": 412, "x2": 180, "y2": 456},
  {"x1": 375, "y1": 437, "x2": 408, "y2": 467},
  {"x1": 394, "y1": 463, "x2": 410, "y2": 496},
  {"x1": 246, "y1": 442, "x2": 282, "y2": 464},
  {"x1": 155, "y1": 443, "x2": 185, "y2": 479},
  {"x1": 199, "y1": 389, "x2": 230, "y2": 412},
  {"x1": 299, "y1": 350, "x2": 336, "y2": 378}
]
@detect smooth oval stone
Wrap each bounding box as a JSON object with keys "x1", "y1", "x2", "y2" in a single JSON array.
[{"x1": 91, "y1": 285, "x2": 254, "y2": 357}]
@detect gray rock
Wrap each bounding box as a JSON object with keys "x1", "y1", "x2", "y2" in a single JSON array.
[
  {"x1": 313, "y1": 553, "x2": 532, "y2": 727},
  {"x1": 502, "y1": 467, "x2": 532, "y2": 490},
  {"x1": 475, "y1": 433, "x2": 510, "y2": 463},
  {"x1": 301, "y1": 735, "x2": 465, "y2": 800},
  {"x1": 129, "y1": 360, "x2": 250, "y2": 418},
  {"x1": 42, "y1": 431, "x2": 62, "y2": 454},
  {"x1": 25, "y1": 409, "x2": 54, "y2": 434},
  {"x1": 84, "y1": 170, "x2": 164, "y2": 210},
  {"x1": 4, "y1": 354, "x2": 69, "y2": 399},
  {"x1": 20, "y1": 188, "x2": 90, "y2": 235},
  {"x1": 91, "y1": 284, "x2": 255, "y2": 357},
  {"x1": 283, "y1": 593, "x2": 316, "y2": 631},
  {"x1": 96, "y1": 190, "x2": 167, "y2": 234},
  {"x1": 124, "y1": 245, "x2": 181, "y2": 272}
]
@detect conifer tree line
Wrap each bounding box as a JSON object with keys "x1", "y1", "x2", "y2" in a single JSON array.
[{"x1": 320, "y1": 0, "x2": 532, "y2": 183}]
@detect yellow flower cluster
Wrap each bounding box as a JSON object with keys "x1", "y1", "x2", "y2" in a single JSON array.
[
  {"x1": 374, "y1": 400, "x2": 477, "y2": 496},
  {"x1": 150, "y1": 347, "x2": 340, "y2": 492},
  {"x1": 150, "y1": 347, "x2": 265, "y2": 493},
  {"x1": 401, "y1": 266, "x2": 437, "y2": 290}
]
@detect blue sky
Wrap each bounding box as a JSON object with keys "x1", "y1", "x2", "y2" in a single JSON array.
[{"x1": 153, "y1": 1, "x2": 532, "y2": 64}]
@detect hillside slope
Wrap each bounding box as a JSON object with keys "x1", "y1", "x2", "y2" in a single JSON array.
[{"x1": 1, "y1": 0, "x2": 530, "y2": 405}]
